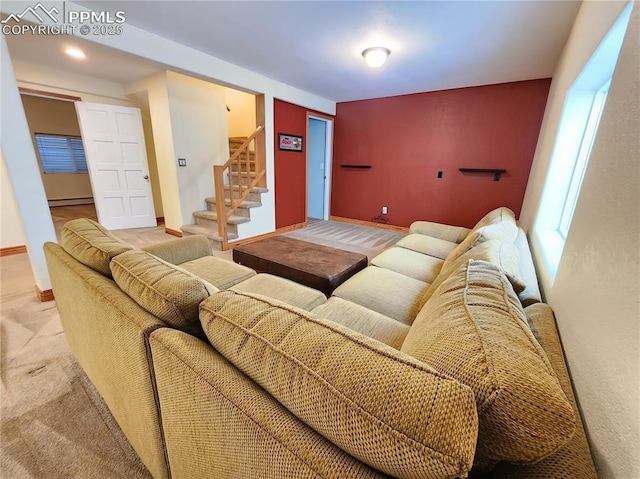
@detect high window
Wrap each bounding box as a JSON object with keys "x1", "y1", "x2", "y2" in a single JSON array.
[
  {"x1": 534, "y1": 3, "x2": 631, "y2": 283},
  {"x1": 34, "y1": 133, "x2": 88, "y2": 174},
  {"x1": 558, "y1": 79, "x2": 610, "y2": 239}
]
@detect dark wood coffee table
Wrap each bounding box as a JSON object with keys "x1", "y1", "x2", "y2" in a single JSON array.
[{"x1": 232, "y1": 236, "x2": 368, "y2": 297}]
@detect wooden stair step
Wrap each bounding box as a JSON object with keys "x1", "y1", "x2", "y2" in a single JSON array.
[
  {"x1": 193, "y1": 210, "x2": 250, "y2": 225},
  {"x1": 225, "y1": 185, "x2": 268, "y2": 194},
  {"x1": 204, "y1": 197, "x2": 261, "y2": 208}
]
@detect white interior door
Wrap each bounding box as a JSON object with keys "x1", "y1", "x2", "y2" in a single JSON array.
[{"x1": 75, "y1": 102, "x2": 156, "y2": 230}]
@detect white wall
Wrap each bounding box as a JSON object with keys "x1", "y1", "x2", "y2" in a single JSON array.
[
  {"x1": 1, "y1": 37, "x2": 57, "y2": 289},
  {"x1": 225, "y1": 88, "x2": 257, "y2": 138},
  {"x1": 12, "y1": 60, "x2": 133, "y2": 107},
  {"x1": 521, "y1": 2, "x2": 639, "y2": 477},
  {"x1": 167, "y1": 71, "x2": 229, "y2": 227},
  {"x1": 1, "y1": 152, "x2": 26, "y2": 248},
  {"x1": 127, "y1": 72, "x2": 230, "y2": 231}
]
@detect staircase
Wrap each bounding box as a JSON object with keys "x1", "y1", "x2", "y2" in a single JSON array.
[{"x1": 181, "y1": 133, "x2": 267, "y2": 250}]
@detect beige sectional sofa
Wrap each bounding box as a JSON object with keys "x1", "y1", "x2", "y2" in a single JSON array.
[{"x1": 43, "y1": 208, "x2": 598, "y2": 479}]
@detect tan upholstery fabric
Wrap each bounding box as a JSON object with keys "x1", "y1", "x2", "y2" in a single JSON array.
[
  {"x1": 472, "y1": 206, "x2": 517, "y2": 232},
  {"x1": 61, "y1": 218, "x2": 133, "y2": 276},
  {"x1": 402, "y1": 260, "x2": 576, "y2": 468},
  {"x1": 421, "y1": 239, "x2": 525, "y2": 306},
  {"x1": 513, "y1": 229, "x2": 542, "y2": 306},
  {"x1": 396, "y1": 234, "x2": 458, "y2": 260},
  {"x1": 150, "y1": 329, "x2": 387, "y2": 479},
  {"x1": 487, "y1": 304, "x2": 598, "y2": 479},
  {"x1": 180, "y1": 256, "x2": 256, "y2": 289},
  {"x1": 200, "y1": 290, "x2": 479, "y2": 479},
  {"x1": 371, "y1": 246, "x2": 444, "y2": 283},
  {"x1": 445, "y1": 207, "x2": 519, "y2": 265},
  {"x1": 311, "y1": 297, "x2": 410, "y2": 349},
  {"x1": 409, "y1": 221, "x2": 470, "y2": 243},
  {"x1": 110, "y1": 250, "x2": 218, "y2": 329},
  {"x1": 333, "y1": 266, "x2": 428, "y2": 325},
  {"x1": 231, "y1": 273, "x2": 326, "y2": 310},
  {"x1": 44, "y1": 242, "x2": 170, "y2": 479},
  {"x1": 142, "y1": 234, "x2": 212, "y2": 265}
]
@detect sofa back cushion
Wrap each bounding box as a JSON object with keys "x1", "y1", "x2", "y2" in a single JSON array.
[
  {"x1": 111, "y1": 250, "x2": 218, "y2": 330},
  {"x1": 402, "y1": 260, "x2": 576, "y2": 469},
  {"x1": 446, "y1": 207, "x2": 519, "y2": 264},
  {"x1": 200, "y1": 290, "x2": 479, "y2": 479},
  {"x1": 420, "y1": 239, "x2": 525, "y2": 307},
  {"x1": 61, "y1": 218, "x2": 133, "y2": 276}
]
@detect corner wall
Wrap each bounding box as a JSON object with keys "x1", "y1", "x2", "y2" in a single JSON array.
[
  {"x1": 520, "y1": 2, "x2": 639, "y2": 477},
  {"x1": 166, "y1": 72, "x2": 229, "y2": 228}
]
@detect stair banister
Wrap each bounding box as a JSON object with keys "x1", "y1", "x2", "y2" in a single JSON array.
[{"x1": 213, "y1": 125, "x2": 265, "y2": 250}]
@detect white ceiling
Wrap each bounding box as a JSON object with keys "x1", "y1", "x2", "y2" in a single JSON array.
[
  {"x1": 4, "y1": 30, "x2": 166, "y2": 84},
  {"x1": 7, "y1": 1, "x2": 581, "y2": 102}
]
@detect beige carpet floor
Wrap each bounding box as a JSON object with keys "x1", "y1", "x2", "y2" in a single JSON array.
[{"x1": 1, "y1": 210, "x2": 405, "y2": 478}]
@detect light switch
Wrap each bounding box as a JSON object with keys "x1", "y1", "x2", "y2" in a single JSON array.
[{"x1": 178, "y1": 158, "x2": 187, "y2": 167}]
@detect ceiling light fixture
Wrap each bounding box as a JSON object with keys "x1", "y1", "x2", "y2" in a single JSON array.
[
  {"x1": 362, "y1": 47, "x2": 390, "y2": 68},
  {"x1": 65, "y1": 47, "x2": 86, "y2": 59}
]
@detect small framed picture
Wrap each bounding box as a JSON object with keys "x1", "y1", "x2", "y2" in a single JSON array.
[{"x1": 278, "y1": 133, "x2": 303, "y2": 152}]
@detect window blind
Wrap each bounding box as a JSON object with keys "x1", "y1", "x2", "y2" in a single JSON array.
[{"x1": 35, "y1": 134, "x2": 88, "y2": 173}]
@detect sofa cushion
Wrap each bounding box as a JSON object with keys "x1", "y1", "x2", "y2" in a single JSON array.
[
  {"x1": 409, "y1": 221, "x2": 470, "y2": 243},
  {"x1": 446, "y1": 207, "x2": 519, "y2": 264},
  {"x1": 402, "y1": 260, "x2": 576, "y2": 468},
  {"x1": 142, "y1": 234, "x2": 212, "y2": 265},
  {"x1": 370, "y1": 246, "x2": 444, "y2": 283},
  {"x1": 61, "y1": 218, "x2": 133, "y2": 276},
  {"x1": 421, "y1": 239, "x2": 525, "y2": 307},
  {"x1": 110, "y1": 250, "x2": 218, "y2": 330},
  {"x1": 311, "y1": 297, "x2": 410, "y2": 349},
  {"x1": 333, "y1": 266, "x2": 428, "y2": 325},
  {"x1": 200, "y1": 290, "x2": 479, "y2": 479},
  {"x1": 180, "y1": 256, "x2": 256, "y2": 289},
  {"x1": 231, "y1": 273, "x2": 326, "y2": 310},
  {"x1": 396, "y1": 234, "x2": 458, "y2": 260}
]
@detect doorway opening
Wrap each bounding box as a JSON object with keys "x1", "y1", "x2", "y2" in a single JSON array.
[{"x1": 306, "y1": 113, "x2": 333, "y2": 221}]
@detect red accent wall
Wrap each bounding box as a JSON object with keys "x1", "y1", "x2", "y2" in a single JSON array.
[
  {"x1": 331, "y1": 79, "x2": 551, "y2": 228},
  {"x1": 273, "y1": 99, "x2": 333, "y2": 229},
  {"x1": 274, "y1": 99, "x2": 307, "y2": 228}
]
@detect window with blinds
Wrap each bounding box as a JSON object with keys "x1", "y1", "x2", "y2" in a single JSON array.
[{"x1": 34, "y1": 134, "x2": 88, "y2": 174}]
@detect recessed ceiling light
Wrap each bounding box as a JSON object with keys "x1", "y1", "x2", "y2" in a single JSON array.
[
  {"x1": 362, "y1": 47, "x2": 390, "y2": 68},
  {"x1": 65, "y1": 48, "x2": 86, "y2": 59}
]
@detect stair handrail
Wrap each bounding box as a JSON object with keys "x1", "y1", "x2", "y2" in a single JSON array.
[{"x1": 213, "y1": 124, "x2": 266, "y2": 250}]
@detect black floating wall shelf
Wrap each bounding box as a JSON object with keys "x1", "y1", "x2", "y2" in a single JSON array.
[
  {"x1": 341, "y1": 164, "x2": 372, "y2": 169},
  {"x1": 459, "y1": 168, "x2": 507, "y2": 181}
]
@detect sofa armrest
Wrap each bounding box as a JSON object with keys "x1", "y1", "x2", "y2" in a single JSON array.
[
  {"x1": 142, "y1": 235, "x2": 211, "y2": 265},
  {"x1": 44, "y1": 242, "x2": 170, "y2": 479},
  {"x1": 409, "y1": 221, "x2": 470, "y2": 243},
  {"x1": 150, "y1": 329, "x2": 387, "y2": 478}
]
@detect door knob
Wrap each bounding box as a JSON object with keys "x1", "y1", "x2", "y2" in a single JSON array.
[{"x1": 143, "y1": 175, "x2": 149, "y2": 180}]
